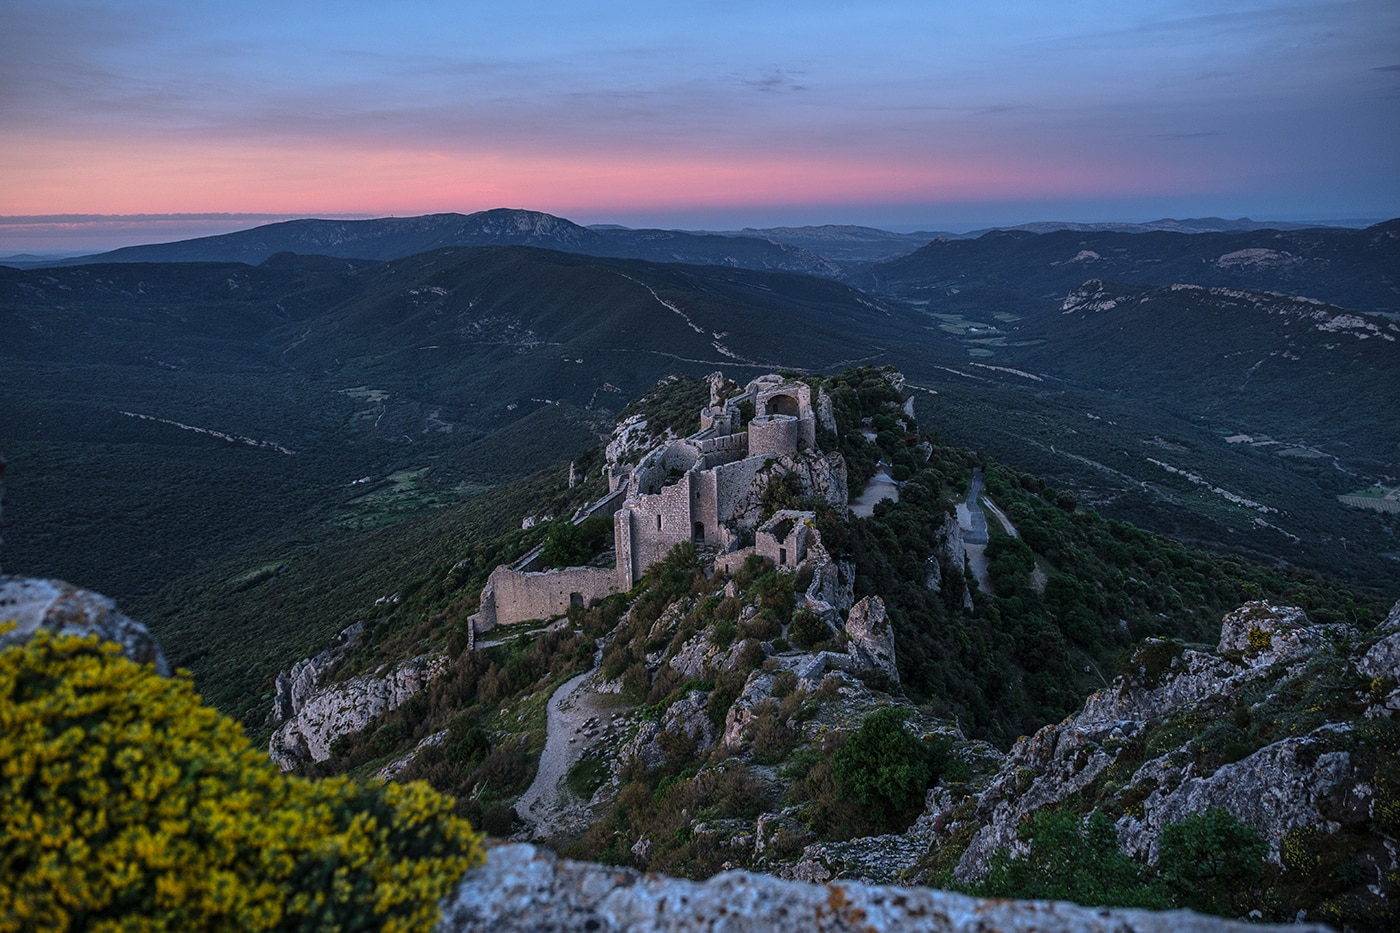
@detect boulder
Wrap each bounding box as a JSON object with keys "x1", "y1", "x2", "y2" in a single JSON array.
[
  {"x1": 0, "y1": 575, "x2": 169, "y2": 674},
  {"x1": 843, "y1": 596, "x2": 898, "y2": 685},
  {"x1": 1217, "y1": 601, "x2": 1332, "y2": 666},
  {"x1": 620, "y1": 690, "x2": 717, "y2": 770}
]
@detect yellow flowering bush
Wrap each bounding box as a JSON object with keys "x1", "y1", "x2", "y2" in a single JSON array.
[{"x1": 0, "y1": 630, "x2": 484, "y2": 932}]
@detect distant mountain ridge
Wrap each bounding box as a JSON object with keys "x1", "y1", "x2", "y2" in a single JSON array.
[
  {"x1": 1004, "y1": 278, "x2": 1400, "y2": 474},
  {"x1": 861, "y1": 219, "x2": 1400, "y2": 315},
  {"x1": 689, "y1": 217, "x2": 1374, "y2": 262},
  {"x1": 6, "y1": 210, "x2": 1382, "y2": 271},
  {"x1": 13, "y1": 209, "x2": 842, "y2": 278}
]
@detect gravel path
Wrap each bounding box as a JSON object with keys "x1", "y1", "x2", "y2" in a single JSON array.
[{"x1": 514, "y1": 648, "x2": 624, "y2": 842}]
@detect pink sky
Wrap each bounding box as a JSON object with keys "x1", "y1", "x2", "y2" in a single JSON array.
[{"x1": 2, "y1": 1, "x2": 1396, "y2": 252}]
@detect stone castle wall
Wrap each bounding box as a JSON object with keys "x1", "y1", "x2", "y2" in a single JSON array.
[
  {"x1": 755, "y1": 511, "x2": 813, "y2": 571},
  {"x1": 479, "y1": 563, "x2": 620, "y2": 628},
  {"x1": 618, "y1": 473, "x2": 697, "y2": 588},
  {"x1": 696, "y1": 431, "x2": 748, "y2": 465},
  {"x1": 748, "y1": 414, "x2": 802, "y2": 458}
]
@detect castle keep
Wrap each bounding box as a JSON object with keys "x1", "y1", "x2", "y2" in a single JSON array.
[{"x1": 471, "y1": 374, "x2": 843, "y2": 633}]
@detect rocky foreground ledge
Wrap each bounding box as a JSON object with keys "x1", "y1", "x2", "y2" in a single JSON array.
[{"x1": 438, "y1": 842, "x2": 1327, "y2": 933}]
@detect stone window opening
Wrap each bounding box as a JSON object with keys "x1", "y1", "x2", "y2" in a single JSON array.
[
  {"x1": 656, "y1": 514, "x2": 663, "y2": 530},
  {"x1": 693, "y1": 522, "x2": 705, "y2": 543},
  {"x1": 779, "y1": 546, "x2": 788, "y2": 566},
  {"x1": 570, "y1": 592, "x2": 584, "y2": 609},
  {"x1": 765, "y1": 394, "x2": 800, "y2": 417}
]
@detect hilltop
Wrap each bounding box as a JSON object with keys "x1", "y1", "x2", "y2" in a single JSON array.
[{"x1": 254, "y1": 367, "x2": 1394, "y2": 925}]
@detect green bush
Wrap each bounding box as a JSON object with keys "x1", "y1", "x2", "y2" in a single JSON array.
[
  {"x1": 1158, "y1": 808, "x2": 1268, "y2": 917},
  {"x1": 0, "y1": 630, "x2": 483, "y2": 933},
  {"x1": 972, "y1": 809, "x2": 1168, "y2": 910},
  {"x1": 789, "y1": 609, "x2": 830, "y2": 650},
  {"x1": 539, "y1": 514, "x2": 611, "y2": 568},
  {"x1": 831, "y1": 708, "x2": 931, "y2": 826}
]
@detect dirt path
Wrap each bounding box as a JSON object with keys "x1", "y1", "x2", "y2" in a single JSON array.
[
  {"x1": 981, "y1": 496, "x2": 1019, "y2": 538},
  {"x1": 514, "y1": 650, "x2": 622, "y2": 841}
]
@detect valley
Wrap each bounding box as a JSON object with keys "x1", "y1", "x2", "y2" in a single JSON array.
[{"x1": 3, "y1": 211, "x2": 1398, "y2": 926}]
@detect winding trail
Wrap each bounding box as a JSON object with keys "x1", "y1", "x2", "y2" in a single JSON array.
[{"x1": 514, "y1": 647, "x2": 615, "y2": 841}]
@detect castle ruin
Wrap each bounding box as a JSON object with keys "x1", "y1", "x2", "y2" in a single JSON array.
[{"x1": 471, "y1": 374, "x2": 846, "y2": 634}]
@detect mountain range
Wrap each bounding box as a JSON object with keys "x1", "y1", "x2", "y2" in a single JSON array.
[
  {"x1": 860, "y1": 220, "x2": 1400, "y2": 316},
  {"x1": 4, "y1": 205, "x2": 1399, "y2": 925},
  {"x1": 8, "y1": 209, "x2": 840, "y2": 278},
  {"x1": 5, "y1": 208, "x2": 1384, "y2": 271}
]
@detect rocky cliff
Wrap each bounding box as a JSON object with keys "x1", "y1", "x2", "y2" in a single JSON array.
[
  {"x1": 908, "y1": 599, "x2": 1400, "y2": 922},
  {"x1": 267, "y1": 627, "x2": 448, "y2": 770}
]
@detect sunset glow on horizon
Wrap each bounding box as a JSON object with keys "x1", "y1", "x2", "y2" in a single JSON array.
[{"x1": 3, "y1": 1, "x2": 1397, "y2": 252}]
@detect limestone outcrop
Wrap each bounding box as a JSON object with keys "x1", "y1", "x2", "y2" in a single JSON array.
[
  {"x1": 268, "y1": 651, "x2": 447, "y2": 770},
  {"x1": 842, "y1": 596, "x2": 898, "y2": 686},
  {"x1": 436, "y1": 841, "x2": 1318, "y2": 933},
  {"x1": 930, "y1": 600, "x2": 1396, "y2": 905},
  {"x1": 620, "y1": 689, "x2": 717, "y2": 770},
  {"x1": 0, "y1": 574, "x2": 169, "y2": 674},
  {"x1": 268, "y1": 621, "x2": 365, "y2": 724}
]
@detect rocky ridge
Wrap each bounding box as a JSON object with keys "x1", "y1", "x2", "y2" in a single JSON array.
[
  {"x1": 1062, "y1": 279, "x2": 1400, "y2": 343},
  {"x1": 897, "y1": 599, "x2": 1400, "y2": 920},
  {"x1": 438, "y1": 841, "x2": 1322, "y2": 933}
]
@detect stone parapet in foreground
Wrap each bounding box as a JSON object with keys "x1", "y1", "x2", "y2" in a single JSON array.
[{"x1": 438, "y1": 843, "x2": 1327, "y2": 933}]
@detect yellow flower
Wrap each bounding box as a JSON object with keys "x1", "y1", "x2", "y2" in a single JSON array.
[{"x1": 2, "y1": 631, "x2": 484, "y2": 932}]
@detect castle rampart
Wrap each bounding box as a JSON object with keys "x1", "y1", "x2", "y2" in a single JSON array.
[{"x1": 473, "y1": 563, "x2": 620, "y2": 631}]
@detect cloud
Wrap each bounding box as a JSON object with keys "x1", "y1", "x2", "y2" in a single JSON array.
[
  {"x1": 1374, "y1": 64, "x2": 1400, "y2": 71},
  {"x1": 736, "y1": 69, "x2": 806, "y2": 93},
  {"x1": 1152, "y1": 131, "x2": 1222, "y2": 140}
]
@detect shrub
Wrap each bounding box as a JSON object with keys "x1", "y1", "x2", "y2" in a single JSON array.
[
  {"x1": 789, "y1": 609, "x2": 831, "y2": 650},
  {"x1": 1158, "y1": 808, "x2": 1268, "y2": 917},
  {"x1": 0, "y1": 630, "x2": 483, "y2": 933},
  {"x1": 540, "y1": 515, "x2": 612, "y2": 569},
  {"x1": 973, "y1": 809, "x2": 1167, "y2": 910},
  {"x1": 830, "y1": 708, "x2": 931, "y2": 826}
]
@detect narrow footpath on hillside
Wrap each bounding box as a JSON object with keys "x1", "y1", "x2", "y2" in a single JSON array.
[{"x1": 513, "y1": 646, "x2": 620, "y2": 841}]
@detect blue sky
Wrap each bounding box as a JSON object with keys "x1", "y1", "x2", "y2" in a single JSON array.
[{"x1": 2, "y1": 1, "x2": 1397, "y2": 250}]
